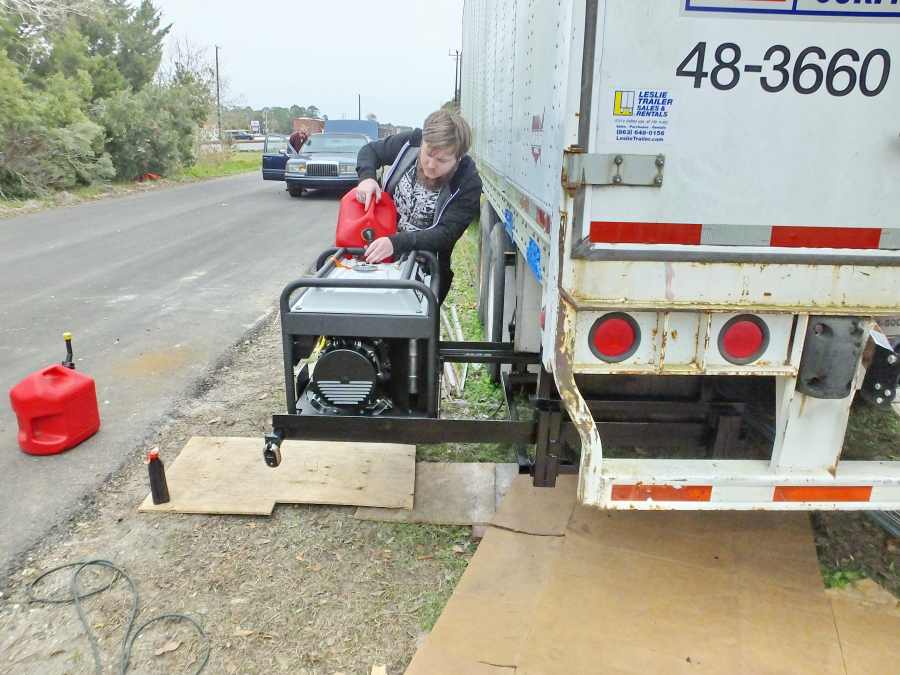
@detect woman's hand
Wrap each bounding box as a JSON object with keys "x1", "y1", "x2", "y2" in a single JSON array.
[
  {"x1": 356, "y1": 178, "x2": 382, "y2": 211},
  {"x1": 364, "y1": 236, "x2": 394, "y2": 263}
]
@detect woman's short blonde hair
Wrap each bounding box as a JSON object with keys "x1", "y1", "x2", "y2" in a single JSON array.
[{"x1": 422, "y1": 109, "x2": 472, "y2": 159}]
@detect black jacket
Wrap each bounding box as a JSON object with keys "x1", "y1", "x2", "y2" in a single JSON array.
[{"x1": 356, "y1": 129, "x2": 482, "y2": 301}]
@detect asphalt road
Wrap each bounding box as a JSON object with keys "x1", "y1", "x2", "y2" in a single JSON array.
[{"x1": 0, "y1": 174, "x2": 337, "y2": 581}]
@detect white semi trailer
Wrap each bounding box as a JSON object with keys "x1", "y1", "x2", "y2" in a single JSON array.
[{"x1": 462, "y1": 0, "x2": 900, "y2": 509}]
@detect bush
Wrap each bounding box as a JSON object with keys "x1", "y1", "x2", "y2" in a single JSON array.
[
  {"x1": 0, "y1": 53, "x2": 113, "y2": 198},
  {"x1": 0, "y1": 121, "x2": 114, "y2": 198},
  {"x1": 95, "y1": 80, "x2": 209, "y2": 180},
  {"x1": 0, "y1": 2, "x2": 213, "y2": 198}
]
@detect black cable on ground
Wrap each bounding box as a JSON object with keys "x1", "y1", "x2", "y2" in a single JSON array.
[
  {"x1": 487, "y1": 397, "x2": 507, "y2": 419},
  {"x1": 26, "y1": 559, "x2": 210, "y2": 675}
]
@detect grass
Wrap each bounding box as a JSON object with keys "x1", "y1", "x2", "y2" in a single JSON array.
[
  {"x1": 842, "y1": 401, "x2": 900, "y2": 461},
  {"x1": 416, "y1": 441, "x2": 511, "y2": 463},
  {"x1": 445, "y1": 223, "x2": 488, "y2": 343},
  {"x1": 416, "y1": 219, "x2": 514, "y2": 464},
  {"x1": 821, "y1": 567, "x2": 866, "y2": 589},
  {"x1": 0, "y1": 151, "x2": 261, "y2": 218},
  {"x1": 370, "y1": 523, "x2": 473, "y2": 630},
  {"x1": 173, "y1": 151, "x2": 262, "y2": 180}
]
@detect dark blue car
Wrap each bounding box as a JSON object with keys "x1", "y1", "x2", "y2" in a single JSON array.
[
  {"x1": 261, "y1": 134, "x2": 290, "y2": 181},
  {"x1": 283, "y1": 133, "x2": 369, "y2": 198}
]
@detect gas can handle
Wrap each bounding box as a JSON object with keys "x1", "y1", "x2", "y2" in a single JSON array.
[{"x1": 62, "y1": 332, "x2": 75, "y2": 370}]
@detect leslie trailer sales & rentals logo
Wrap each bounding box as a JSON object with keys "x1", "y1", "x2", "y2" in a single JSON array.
[{"x1": 612, "y1": 90, "x2": 673, "y2": 143}]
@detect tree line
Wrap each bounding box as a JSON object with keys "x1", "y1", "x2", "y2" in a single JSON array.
[
  {"x1": 0, "y1": 1, "x2": 213, "y2": 198},
  {"x1": 222, "y1": 105, "x2": 324, "y2": 135}
]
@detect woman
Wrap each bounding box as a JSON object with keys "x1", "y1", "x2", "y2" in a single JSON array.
[
  {"x1": 355, "y1": 109, "x2": 482, "y2": 303},
  {"x1": 287, "y1": 129, "x2": 309, "y2": 155}
]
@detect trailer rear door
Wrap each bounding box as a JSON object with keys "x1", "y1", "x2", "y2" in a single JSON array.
[{"x1": 580, "y1": 1, "x2": 900, "y2": 257}]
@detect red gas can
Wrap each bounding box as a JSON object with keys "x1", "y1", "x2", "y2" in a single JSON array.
[
  {"x1": 9, "y1": 364, "x2": 101, "y2": 456},
  {"x1": 335, "y1": 188, "x2": 398, "y2": 249}
]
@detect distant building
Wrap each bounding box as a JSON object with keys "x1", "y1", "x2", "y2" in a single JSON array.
[
  {"x1": 378, "y1": 124, "x2": 414, "y2": 138},
  {"x1": 292, "y1": 117, "x2": 325, "y2": 135}
]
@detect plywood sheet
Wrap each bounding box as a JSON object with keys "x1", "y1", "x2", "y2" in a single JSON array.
[
  {"x1": 489, "y1": 474, "x2": 578, "y2": 535},
  {"x1": 139, "y1": 436, "x2": 414, "y2": 515},
  {"x1": 405, "y1": 528, "x2": 565, "y2": 674},
  {"x1": 493, "y1": 463, "x2": 519, "y2": 509},
  {"x1": 355, "y1": 463, "x2": 521, "y2": 526},
  {"x1": 407, "y1": 477, "x2": 575, "y2": 674},
  {"x1": 515, "y1": 507, "x2": 846, "y2": 675},
  {"x1": 827, "y1": 580, "x2": 900, "y2": 675},
  {"x1": 355, "y1": 463, "x2": 496, "y2": 525}
]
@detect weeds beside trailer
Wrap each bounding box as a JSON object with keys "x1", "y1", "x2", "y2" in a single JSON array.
[{"x1": 462, "y1": 0, "x2": 900, "y2": 509}]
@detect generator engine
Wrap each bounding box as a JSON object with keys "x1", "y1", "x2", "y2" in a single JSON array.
[{"x1": 308, "y1": 337, "x2": 392, "y2": 415}]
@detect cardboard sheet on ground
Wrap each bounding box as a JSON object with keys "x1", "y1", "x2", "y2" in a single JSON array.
[
  {"x1": 354, "y1": 463, "x2": 519, "y2": 526},
  {"x1": 826, "y1": 580, "x2": 900, "y2": 675},
  {"x1": 408, "y1": 476, "x2": 899, "y2": 675},
  {"x1": 139, "y1": 436, "x2": 415, "y2": 515}
]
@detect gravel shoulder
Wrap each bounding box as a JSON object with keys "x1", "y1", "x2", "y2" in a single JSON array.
[{"x1": 0, "y1": 153, "x2": 261, "y2": 221}]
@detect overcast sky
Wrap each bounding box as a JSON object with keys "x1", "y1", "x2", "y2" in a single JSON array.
[{"x1": 151, "y1": 0, "x2": 465, "y2": 128}]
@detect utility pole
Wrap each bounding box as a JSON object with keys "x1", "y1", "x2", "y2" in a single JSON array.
[
  {"x1": 448, "y1": 50, "x2": 461, "y2": 106},
  {"x1": 215, "y1": 45, "x2": 222, "y2": 141},
  {"x1": 358, "y1": 94, "x2": 361, "y2": 120},
  {"x1": 457, "y1": 51, "x2": 463, "y2": 104}
]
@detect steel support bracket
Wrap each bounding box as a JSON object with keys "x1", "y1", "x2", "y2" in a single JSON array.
[
  {"x1": 860, "y1": 341, "x2": 900, "y2": 407},
  {"x1": 533, "y1": 408, "x2": 564, "y2": 488},
  {"x1": 562, "y1": 149, "x2": 665, "y2": 196}
]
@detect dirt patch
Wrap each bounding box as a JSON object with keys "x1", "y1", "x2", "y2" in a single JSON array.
[
  {"x1": 813, "y1": 402, "x2": 900, "y2": 597},
  {"x1": 813, "y1": 511, "x2": 900, "y2": 598},
  {"x1": 843, "y1": 401, "x2": 900, "y2": 461}
]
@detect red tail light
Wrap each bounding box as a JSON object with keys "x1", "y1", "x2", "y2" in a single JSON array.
[
  {"x1": 588, "y1": 313, "x2": 640, "y2": 362},
  {"x1": 718, "y1": 315, "x2": 769, "y2": 364}
]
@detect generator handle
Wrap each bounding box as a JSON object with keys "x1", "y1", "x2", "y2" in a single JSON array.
[
  {"x1": 400, "y1": 252, "x2": 416, "y2": 280},
  {"x1": 312, "y1": 248, "x2": 344, "y2": 277},
  {"x1": 399, "y1": 251, "x2": 439, "y2": 288},
  {"x1": 411, "y1": 250, "x2": 439, "y2": 281},
  {"x1": 314, "y1": 247, "x2": 363, "y2": 271}
]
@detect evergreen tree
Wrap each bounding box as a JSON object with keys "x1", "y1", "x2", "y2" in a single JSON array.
[{"x1": 113, "y1": 0, "x2": 169, "y2": 91}]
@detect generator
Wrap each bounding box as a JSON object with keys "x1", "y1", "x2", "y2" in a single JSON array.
[
  {"x1": 263, "y1": 242, "x2": 553, "y2": 468},
  {"x1": 287, "y1": 248, "x2": 439, "y2": 416}
]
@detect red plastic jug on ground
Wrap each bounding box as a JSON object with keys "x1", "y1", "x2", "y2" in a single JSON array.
[
  {"x1": 335, "y1": 188, "x2": 398, "y2": 249},
  {"x1": 9, "y1": 333, "x2": 100, "y2": 456}
]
